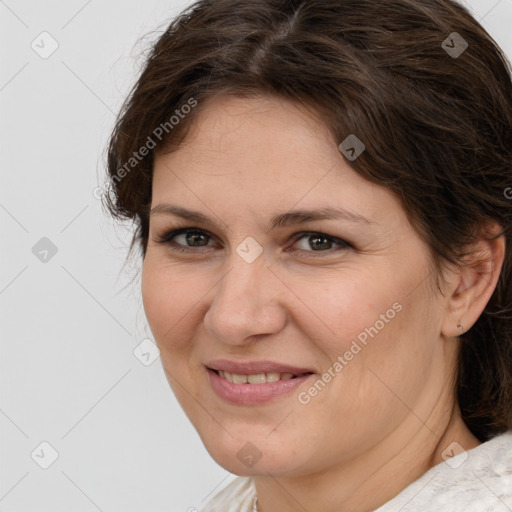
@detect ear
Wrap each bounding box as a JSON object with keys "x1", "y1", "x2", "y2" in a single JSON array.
[{"x1": 441, "y1": 221, "x2": 506, "y2": 338}]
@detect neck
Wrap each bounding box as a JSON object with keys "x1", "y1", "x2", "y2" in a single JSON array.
[{"x1": 253, "y1": 402, "x2": 480, "y2": 512}]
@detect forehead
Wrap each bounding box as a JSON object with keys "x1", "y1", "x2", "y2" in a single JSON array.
[
  {"x1": 151, "y1": 94, "x2": 403, "y2": 229},
  {"x1": 155, "y1": 94, "x2": 336, "y2": 170}
]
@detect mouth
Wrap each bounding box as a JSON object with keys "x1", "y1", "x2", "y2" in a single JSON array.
[
  {"x1": 204, "y1": 360, "x2": 316, "y2": 405},
  {"x1": 209, "y1": 368, "x2": 313, "y2": 384}
]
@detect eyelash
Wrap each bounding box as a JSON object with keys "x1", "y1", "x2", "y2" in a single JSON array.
[{"x1": 154, "y1": 227, "x2": 352, "y2": 255}]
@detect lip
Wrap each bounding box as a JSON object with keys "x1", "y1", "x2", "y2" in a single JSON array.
[
  {"x1": 205, "y1": 359, "x2": 316, "y2": 405},
  {"x1": 205, "y1": 359, "x2": 315, "y2": 375}
]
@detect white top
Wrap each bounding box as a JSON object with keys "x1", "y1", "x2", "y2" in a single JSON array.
[{"x1": 200, "y1": 430, "x2": 512, "y2": 511}]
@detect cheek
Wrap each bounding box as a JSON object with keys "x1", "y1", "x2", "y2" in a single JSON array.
[
  {"x1": 302, "y1": 261, "x2": 437, "y2": 402},
  {"x1": 316, "y1": 270, "x2": 439, "y2": 414},
  {"x1": 293, "y1": 267, "x2": 404, "y2": 356},
  {"x1": 141, "y1": 257, "x2": 200, "y2": 351}
]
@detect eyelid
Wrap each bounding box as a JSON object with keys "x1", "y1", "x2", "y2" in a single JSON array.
[
  {"x1": 287, "y1": 231, "x2": 351, "y2": 252},
  {"x1": 155, "y1": 227, "x2": 219, "y2": 248},
  {"x1": 155, "y1": 227, "x2": 351, "y2": 254}
]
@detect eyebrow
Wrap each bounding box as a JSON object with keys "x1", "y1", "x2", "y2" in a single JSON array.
[{"x1": 150, "y1": 204, "x2": 377, "y2": 231}]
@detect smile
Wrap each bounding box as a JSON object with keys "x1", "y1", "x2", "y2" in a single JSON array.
[
  {"x1": 215, "y1": 369, "x2": 297, "y2": 383},
  {"x1": 206, "y1": 366, "x2": 315, "y2": 405}
]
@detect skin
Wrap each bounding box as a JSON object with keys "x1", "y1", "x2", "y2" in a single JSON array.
[{"x1": 141, "y1": 94, "x2": 505, "y2": 512}]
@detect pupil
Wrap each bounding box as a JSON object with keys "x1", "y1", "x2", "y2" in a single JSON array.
[
  {"x1": 311, "y1": 235, "x2": 330, "y2": 250},
  {"x1": 187, "y1": 231, "x2": 208, "y2": 246}
]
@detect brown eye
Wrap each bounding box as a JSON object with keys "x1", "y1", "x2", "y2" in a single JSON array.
[
  {"x1": 289, "y1": 232, "x2": 351, "y2": 253},
  {"x1": 156, "y1": 228, "x2": 215, "y2": 251}
]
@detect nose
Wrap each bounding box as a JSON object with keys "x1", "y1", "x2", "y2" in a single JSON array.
[{"x1": 203, "y1": 251, "x2": 287, "y2": 346}]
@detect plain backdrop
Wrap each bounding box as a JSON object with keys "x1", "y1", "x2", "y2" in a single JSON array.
[{"x1": 1, "y1": 1, "x2": 511, "y2": 511}]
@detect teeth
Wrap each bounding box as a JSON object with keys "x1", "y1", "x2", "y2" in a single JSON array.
[
  {"x1": 231, "y1": 373, "x2": 247, "y2": 384},
  {"x1": 247, "y1": 373, "x2": 266, "y2": 384},
  {"x1": 217, "y1": 370, "x2": 297, "y2": 384}
]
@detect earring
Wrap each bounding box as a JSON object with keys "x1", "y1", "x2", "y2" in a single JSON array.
[{"x1": 457, "y1": 321, "x2": 464, "y2": 331}]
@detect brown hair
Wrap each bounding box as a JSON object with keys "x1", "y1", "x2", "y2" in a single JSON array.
[{"x1": 105, "y1": 0, "x2": 512, "y2": 442}]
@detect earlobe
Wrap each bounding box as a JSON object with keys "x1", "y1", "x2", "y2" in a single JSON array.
[{"x1": 441, "y1": 222, "x2": 506, "y2": 338}]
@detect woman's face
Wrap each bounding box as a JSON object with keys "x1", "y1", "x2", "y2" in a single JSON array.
[{"x1": 142, "y1": 95, "x2": 456, "y2": 477}]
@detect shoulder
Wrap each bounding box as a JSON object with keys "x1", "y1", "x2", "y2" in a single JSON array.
[
  {"x1": 375, "y1": 430, "x2": 512, "y2": 512},
  {"x1": 200, "y1": 476, "x2": 256, "y2": 512}
]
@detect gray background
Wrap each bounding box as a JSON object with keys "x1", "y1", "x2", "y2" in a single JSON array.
[{"x1": 1, "y1": 1, "x2": 511, "y2": 511}]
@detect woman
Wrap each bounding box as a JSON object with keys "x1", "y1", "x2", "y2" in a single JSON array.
[{"x1": 105, "y1": 0, "x2": 512, "y2": 510}]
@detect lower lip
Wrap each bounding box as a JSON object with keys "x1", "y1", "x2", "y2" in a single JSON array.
[{"x1": 207, "y1": 368, "x2": 314, "y2": 405}]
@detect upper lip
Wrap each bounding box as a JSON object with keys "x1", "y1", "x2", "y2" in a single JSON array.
[{"x1": 205, "y1": 359, "x2": 315, "y2": 375}]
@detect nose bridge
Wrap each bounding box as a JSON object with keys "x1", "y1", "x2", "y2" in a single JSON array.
[{"x1": 204, "y1": 247, "x2": 285, "y2": 343}]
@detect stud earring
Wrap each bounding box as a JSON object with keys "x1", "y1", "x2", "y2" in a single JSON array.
[{"x1": 457, "y1": 321, "x2": 464, "y2": 331}]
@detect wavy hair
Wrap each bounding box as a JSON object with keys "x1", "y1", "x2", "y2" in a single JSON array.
[{"x1": 105, "y1": 0, "x2": 512, "y2": 442}]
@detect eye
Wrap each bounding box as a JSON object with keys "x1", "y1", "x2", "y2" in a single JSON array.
[
  {"x1": 287, "y1": 231, "x2": 351, "y2": 254},
  {"x1": 155, "y1": 227, "x2": 351, "y2": 255},
  {"x1": 155, "y1": 228, "x2": 216, "y2": 252}
]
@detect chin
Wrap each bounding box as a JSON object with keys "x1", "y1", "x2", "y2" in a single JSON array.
[{"x1": 199, "y1": 433, "x2": 310, "y2": 478}]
